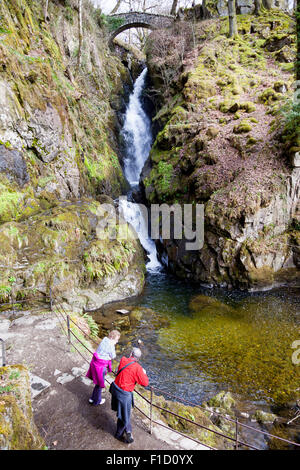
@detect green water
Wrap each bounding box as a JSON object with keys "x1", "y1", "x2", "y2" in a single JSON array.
[{"x1": 121, "y1": 272, "x2": 300, "y2": 408}]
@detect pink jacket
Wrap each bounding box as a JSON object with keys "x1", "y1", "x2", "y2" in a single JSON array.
[{"x1": 86, "y1": 352, "x2": 112, "y2": 388}]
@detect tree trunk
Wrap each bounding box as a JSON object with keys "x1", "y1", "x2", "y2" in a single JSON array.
[
  {"x1": 254, "y1": 0, "x2": 261, "y2": 15},
  {"x1": 77, "y1": 0, "x2": 83, "y2": 72},
  {"x1": 262, "y1": 0, "x2": 273, "y2": 9},
  {"x1": 170, "y1": 0, "x2": 179, "y2": 16},
  {"x1": 228, "y1": 0, "x2": 238, "y2": 38},
  {"x1": 110, "y1": 0, "x2": 122, "y2": 15},
  {"x1": 44, "y1": 0, "x2": 49, "y2": 22}
]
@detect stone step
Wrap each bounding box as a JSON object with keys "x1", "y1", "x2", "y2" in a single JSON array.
[{"x1": 29, "y1": 373, "x2": 51, "y2": 399}]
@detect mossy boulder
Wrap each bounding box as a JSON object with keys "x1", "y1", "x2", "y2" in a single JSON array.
[
  {"x1": 233, "y1": 119, "x2": 252, "y2": 133},
  {"x1": 0, "y1": 365, "x2": 45, "y2": 450},
  {"x1": 207, "y1": 391, "x2": 236, "y2": 414},
  {"x1": 206, "y1": 126, "x2": 220, "y2": 139},
  {"x1": 252, "y1": 410, "x2": 278, "y2": 424},
  {"x1": 0, "y1": 200, "x2": 146, "y2": 310}
]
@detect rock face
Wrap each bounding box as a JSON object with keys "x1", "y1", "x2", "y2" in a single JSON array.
[
  {"x1": 0, "y1": 0, "x2": 146, "y2": 307},
  {"x1": 143, "y1": 11, "x2": 299, "y2": 290},
  {"x1": 0, "y1": 365, "x2": 45, "y2": 450},
  {"x1": 0, "y1": 145, "x2": 29, "y2": 187},
  {"x1": 0, "y1": 0, "x2": 130, "y2": 202},
  {"x1": 0, "y1": 199, "x2": 146, "y2": 310}
]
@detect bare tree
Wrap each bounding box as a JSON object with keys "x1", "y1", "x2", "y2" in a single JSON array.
[
  {"x1": 262, "y1": 0, "x2": 272, "y2": 8},
  {"x1": 170, "y1": 0, "x2": 179, "y2": 15},
  {"x1": 253, "y1": 0, "x2": 261, "y2": 15},
  {"x1": 44, "y1": 0, "x2": 49, "y2": 22},
  {"x1": 228, "y1": 0, "x2": 238, "y2": 38},
  {"x1": 110, "y1": 0, "x2": 123, "y2": 14},
  {"x1": 147, "y1": 25, "x2": 188, "y2": 97}
]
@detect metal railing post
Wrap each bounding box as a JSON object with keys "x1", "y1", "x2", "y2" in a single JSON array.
[
  {"x1": 67, "y1": 315, "x2": 71, "y2": 344},
  {"x1": 150, "y1": 386, "x2": 153, "y2": 435},
  {"x1": 235, "y1": 418, "x2": 239, "y2": 450},
  {"x1": 11, "y1": 289, "x2": 15, "y2": 316},
  {"x1": 0, "y1": 338, "x2": 6, "y2": 366},
  {"x1": 49, "y1": 287, "x2": 53, "y2": 311}
]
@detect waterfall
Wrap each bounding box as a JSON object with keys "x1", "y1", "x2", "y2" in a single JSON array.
[
  {"x1": 119, "y1": 68, "x2": 162, "y2": 273},
  {"x1": 122, "y1": 68, "x2": 152, "y2": 186}
]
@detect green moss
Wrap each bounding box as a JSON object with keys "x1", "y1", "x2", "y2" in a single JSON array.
[
  {"x1": 0, "y1": 183, "x2": 24, "y2": 223},
  {"x1": 0, "y1": 365, "x2": 44, "y2": 449},
  {"x1": 258, "y1": 88, "x2": 282, "y2": 104},
  {"x1": 233, "y1": 119, "x2": 252, "y2": 134},
  {"x1": 240, "y1": 101, "x2": 256, "y2": 113}
]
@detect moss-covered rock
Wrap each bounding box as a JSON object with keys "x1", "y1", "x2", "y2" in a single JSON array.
[
  {"x1": 252, "y1": 410, "x2": 278, "y2": 424},
  {"x1": 143, "y1": 10, "x2": 297, "y2": 290},
  {"x1": 0, "y1": 200, "x2": 146, "y2": 310},
  {"x1": 233, "y1": 119, "x2": 252, "y2": 133},
  {"x1": 0, "y1": 365, "x2": 45, "y2": 450}
]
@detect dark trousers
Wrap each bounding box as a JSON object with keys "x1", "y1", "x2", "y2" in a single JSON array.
[
  {"x1": 116, "y1": 417, "x2": 132, "y2": 438},
  {"x1": 91, "y1": 384, "x2": 102, "y2": 405},
  {"x1": 90, "y1": 368, "x2": 106, "y2": 405}
]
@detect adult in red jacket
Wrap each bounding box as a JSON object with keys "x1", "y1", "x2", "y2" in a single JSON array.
[{"x1": 110, "y1": 347, "x2": 149, "y2": 443}]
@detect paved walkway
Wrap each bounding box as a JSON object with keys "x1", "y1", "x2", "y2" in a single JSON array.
[{"x1": 0, "y1": 309, "x2": 209, "y2": 451}]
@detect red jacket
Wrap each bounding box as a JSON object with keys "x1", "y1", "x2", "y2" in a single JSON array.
[{"x1": 114, "y1": 356, "x2": 149, "y2": 392}]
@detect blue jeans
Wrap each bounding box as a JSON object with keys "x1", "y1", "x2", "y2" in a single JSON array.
[{"x1": 116, "y1": 417, "x2": 132, "y2": 438}]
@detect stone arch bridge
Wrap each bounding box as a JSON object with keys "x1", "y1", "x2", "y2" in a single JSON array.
[{"x1": 108, "y1": 12, "x2": 175, "y2": 44}]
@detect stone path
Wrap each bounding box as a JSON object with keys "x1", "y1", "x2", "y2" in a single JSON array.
[{"x1": 0, "y1": 309, "x2": 210, "y2": 451}]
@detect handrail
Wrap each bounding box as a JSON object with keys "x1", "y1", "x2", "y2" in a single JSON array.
[
  {"x1": 1, "y1": 284, "x2": 298, "y2": 450},
  {"x1": 50, "y1": 294, "x2": 300, "y2": 451}
]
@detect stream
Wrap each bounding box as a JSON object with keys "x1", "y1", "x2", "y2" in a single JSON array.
[{"x1": 108, "y1": 68, "x2": 300, "y2": 448}]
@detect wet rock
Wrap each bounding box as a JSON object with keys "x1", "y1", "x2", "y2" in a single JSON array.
[
  {"x1": 252, "y1": 410, "x2": 278, "y2": 424},
  {"x1": 129, "y1": 307, "x2": 144, "y2": 323},
  {"x1": 189, "y1": 294, "x2": 231, "y2": 313},
  {"x1": 0, "y1": 145, "x2": 29, "y2": 186},
  {"x1": 207, "y1": 391, "x2": 236, "y2": 413},
  {"x1": 264, "y1": 35, "x2": 292, "y2": 52}
]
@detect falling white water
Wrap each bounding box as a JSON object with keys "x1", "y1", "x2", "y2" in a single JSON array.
[
  {"x1": 119, "y1": 68, "x2": 162, "y2": 273},
  {"x1": 122, "y1": 68, "x2": 153, "y2": 187}
]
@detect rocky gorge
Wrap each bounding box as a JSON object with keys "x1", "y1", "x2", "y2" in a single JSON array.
[{"x1": 0, "y1": 0, "x2": 299, "y2": 452}]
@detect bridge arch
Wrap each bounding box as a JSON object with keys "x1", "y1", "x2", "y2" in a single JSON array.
[
  {"x1": 110, "y1": 22, "x2": 154, "y2": 43},
  {"x1": 108, "y1": 12, "x2": 175, "y2": 46}
]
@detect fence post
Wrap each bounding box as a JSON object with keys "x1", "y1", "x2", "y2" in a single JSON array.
[
  {"x1": 235, "y1": 418, "x2": 239, "y2": 450},
  {"x1": 150, "y1": 386, "x2": 153, "y2": 435},
  {"x1": 11, "y1": 288, "x2": 15, "y2": 316},
  {"x1": 0, "y1": 338, "x2": 6, "y2": 366},
  {"x1": 67, "y1": 315, "x2": 71, "y2": 344},
  {"x1": 49, "y1": 287, "x2": 53, "y2": 311}
]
